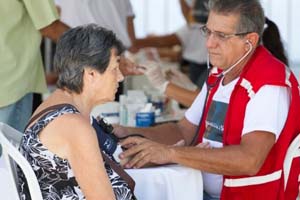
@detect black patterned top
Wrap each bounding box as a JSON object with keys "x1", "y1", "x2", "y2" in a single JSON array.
[{"x1": 18, "y1": 104, "x2": 134, "y2": 200}]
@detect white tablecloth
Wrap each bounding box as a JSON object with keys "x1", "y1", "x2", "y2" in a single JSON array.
[
  {"x1": 126, "y1": 164, "x2": 203, "y2": 200},
  {"x1": 1, "y1": 157, "x2": 203, "y2": 200}
]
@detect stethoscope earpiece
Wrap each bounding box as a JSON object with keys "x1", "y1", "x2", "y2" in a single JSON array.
[
  {"x1": 245, "y1": 40, "x2": 253, "y2": 52},
  {"x1": 246, "y1": 40, "x2": 253, "y2": 48}
]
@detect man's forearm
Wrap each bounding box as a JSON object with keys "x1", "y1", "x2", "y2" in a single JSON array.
[
  {"x1": 123, "y1": 123, "x2": 183, "y2": 145},
  {"x1": 165, "y1": 83, "x2": 199, "y2": 107},
  {"x1": 170, "y1": 145, "x2": 254, "y2": 176},
  {"x1": 40, "y1": 20, "x2": 69, "y2": 42},
  {"x1": 170, "y1": 131, "x2": 276, "y2": 176},
  {"x1": 133, "y1": 34, "x2": 180, "y2": 49}
]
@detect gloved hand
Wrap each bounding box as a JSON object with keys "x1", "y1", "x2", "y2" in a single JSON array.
[
  {"x1": 139, "y1": 61, "x2": 169, "y2": 94},
  {"x1": 119, "y1": 52, "x2": 143, "y2": 76},
  {"x1": 132, "y1": 48, "x2": 160, "y2": 64},
  {"x1": 165, "y1": 68, "x2": 198, "y2": 91}
]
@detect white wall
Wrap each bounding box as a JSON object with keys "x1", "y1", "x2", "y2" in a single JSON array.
[
  {"x1": 130, "y1": 0, "x2": 185, "y2": 37},
  {"x1": 261, "y1": 0, "x2": 300, "y2": 64}
]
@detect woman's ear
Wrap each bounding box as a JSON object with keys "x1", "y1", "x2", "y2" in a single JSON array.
[{"x1": 83, "y1": 67, "x2": 98, "y2": 83}]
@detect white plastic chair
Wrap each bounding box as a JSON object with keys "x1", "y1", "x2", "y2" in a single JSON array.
[
  {"x1": 283, "y1": 134, "x2": 300, "y2": 199},
  {"x1": 0, "y1": 122, "x2": 43, "y2": 200}
]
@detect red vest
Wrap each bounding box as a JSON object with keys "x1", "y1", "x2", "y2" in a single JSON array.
[{"x1": 197, "y1": 46, "x2": 300, "y2": 200}]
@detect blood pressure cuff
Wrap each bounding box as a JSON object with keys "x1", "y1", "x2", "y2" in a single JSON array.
[{"x1": 92, "y1": 117, "x2": 119, "y2": 156}]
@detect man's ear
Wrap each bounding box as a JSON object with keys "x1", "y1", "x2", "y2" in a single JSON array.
[{"x1": 245, "y1": 32, "x2": 260, "y2": 47}]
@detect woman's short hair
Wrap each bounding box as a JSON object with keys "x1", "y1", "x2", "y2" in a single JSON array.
[
  {"x1": 208, "y1": 0, "x2": 265, "y2": 38},
  {"x1": 54, "y1": 24, "x2": 124, "y2": 93}
]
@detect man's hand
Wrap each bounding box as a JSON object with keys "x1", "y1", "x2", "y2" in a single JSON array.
[{"x1": 119, "y1": 137, "x2": 174, "y2": 169}]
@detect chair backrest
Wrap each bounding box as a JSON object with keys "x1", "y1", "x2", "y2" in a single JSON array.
[
  {"x1": 283, "y1": 134, "x2": 300, "y2": 197},
  {"x1": 0, "y1": 122, "x2": 43, "y2": 200}
]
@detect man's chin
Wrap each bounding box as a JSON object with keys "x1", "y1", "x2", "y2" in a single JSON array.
[{"x1": 210, "y1": 61, "x2": 221, "y2": 68}]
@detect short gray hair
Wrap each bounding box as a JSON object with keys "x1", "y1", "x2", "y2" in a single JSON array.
[
  {"x1": 208, "y1": 0, "x2": 265, "y2": 37},
  {"x1": 54, "y1": 24, "x2": 124, "y2": 93}
]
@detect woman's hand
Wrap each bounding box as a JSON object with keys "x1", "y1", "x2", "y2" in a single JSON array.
[{"x1": 119, "y1": 137, "x2": 174, "y2": 169}]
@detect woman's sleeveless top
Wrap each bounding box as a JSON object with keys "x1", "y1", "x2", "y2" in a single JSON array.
[{"x1": 18, "y1": 104, "x2": 134, "y2": 200}]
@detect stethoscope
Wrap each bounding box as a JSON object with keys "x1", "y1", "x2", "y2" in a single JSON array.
[{"x1": 189, "y1": 40, "x2": 254, "y2": 145}]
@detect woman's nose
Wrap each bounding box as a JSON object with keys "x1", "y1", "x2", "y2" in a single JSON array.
[{"x1": 117, "y1": 68, "x2": 124, "y2": 82}]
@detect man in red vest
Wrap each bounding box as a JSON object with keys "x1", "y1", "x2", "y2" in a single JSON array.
[{"x1": 114, "y1": 0, "x2": 300, "y2": 199}]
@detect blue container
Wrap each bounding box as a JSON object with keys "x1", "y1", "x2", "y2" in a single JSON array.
[{"x1": 136, "y1": 112, "x2": 155, "y2": 127}]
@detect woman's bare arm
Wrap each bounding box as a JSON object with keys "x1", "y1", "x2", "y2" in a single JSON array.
[{"x1": 40, "y1": 114, "x2": 115, "y2": 200}]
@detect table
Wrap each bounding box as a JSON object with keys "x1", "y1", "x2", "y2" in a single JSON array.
[
  {"x1": 126, "y1": 164, "x2": 203, "y2": 200},
  {"x1": 91, "y1": 101, "x2": 186, "y2": 126},
  {"x1": 155, "y1": 108, "x2": 186, "y2": 124}
]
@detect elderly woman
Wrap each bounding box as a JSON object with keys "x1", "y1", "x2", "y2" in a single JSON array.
[{"x1": 18, "y1": 24, "x2": 135, "y2": 199}]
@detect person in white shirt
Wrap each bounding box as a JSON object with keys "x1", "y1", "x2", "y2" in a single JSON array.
[
  {"x1": 133, "y1": 0, "x2": 209, "y2": 88},
  {"x1": 54, "y1": 0, "x2": 141, "y2": 98},
  {"x1": 55, "y1": 0, "x2": 136, "y2": 49}
]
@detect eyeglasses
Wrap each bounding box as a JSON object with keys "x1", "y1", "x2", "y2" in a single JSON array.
[{"x1": 200, "y1": 25, "x2": 251, "y2": 41}]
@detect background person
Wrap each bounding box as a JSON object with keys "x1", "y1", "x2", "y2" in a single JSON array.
[
  {"x1": 55, "y1": 0, "x2": 140, "y2": 99},
  {"x1": 114, "y1": 0, "x2": 300, "y2": 199},
  {"x1": 55, "y1": 0, "x2": 136, "y2": 50},
  {"x1": 133, "y1": 0, "x2": 209, "y2": 88},
  {"x1": 0, "y1": 0, "x2": 69, "y2": 132},
  {"x1": 18, "y1": 25, "x2": 135, "y2": 200},
  {"x1": 0, "y1": 0, "x2": 69, "y2": 157}
]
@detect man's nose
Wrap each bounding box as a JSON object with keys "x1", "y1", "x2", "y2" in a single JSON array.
[{"x1": 206, "y1": 33, "x2": 218, "y2": 49}]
